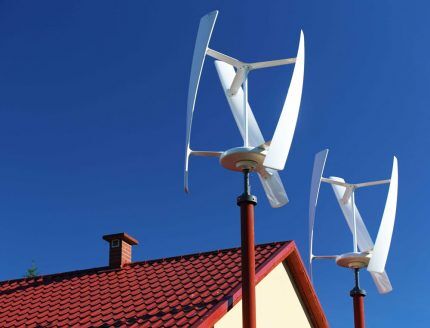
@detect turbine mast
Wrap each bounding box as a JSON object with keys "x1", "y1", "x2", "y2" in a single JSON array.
[
  {"x1": 350, "y1": 268, "x2": 366, "y2": 328},
  {"x1": 237, "y1": 168, "x2": 257, "y2": 328}
]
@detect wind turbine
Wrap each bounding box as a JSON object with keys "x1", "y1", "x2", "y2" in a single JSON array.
[
  {"x1": 185, "y1": 11, "x2": 305, "y2": 328},
  {"x1": 309, "y1": 149, "x2": 398, "y2": 328}
]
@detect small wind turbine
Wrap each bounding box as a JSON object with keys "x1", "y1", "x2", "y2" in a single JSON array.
[
  {"x1": 185, "y1": 11, "x2": 305, "y2": 328},
  {"x1": 309, "y1": 149, "x2": 398, "y2": 328}
]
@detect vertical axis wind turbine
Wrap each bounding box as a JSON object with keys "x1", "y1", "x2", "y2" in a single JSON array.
[
  {"x1": 185, "y1": 11, "x2": 305, "y2": 328},
  {"x1": 309, "y1": 149, "x2": 398, "y2": 328}
]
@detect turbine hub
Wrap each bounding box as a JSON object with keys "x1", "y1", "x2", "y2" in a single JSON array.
[
  {"x1": 336, "y1": 252, "x2": 372, "y2": 269},
  {"x1": 219, "y1": 147, "x2": 266, "y2": 172}
]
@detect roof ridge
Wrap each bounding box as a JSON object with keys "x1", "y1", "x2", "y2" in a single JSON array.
[
  {"x1": 0, "y1": 240, "x2": 291, "y2": 286},
  {"x1": 128, "y1": 240, "x2": 291, "y2": 266}
]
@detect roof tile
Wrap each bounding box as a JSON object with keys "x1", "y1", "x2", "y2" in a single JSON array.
[{"x1": 0, "y1": 242, "x2": 289, "y2": 327}]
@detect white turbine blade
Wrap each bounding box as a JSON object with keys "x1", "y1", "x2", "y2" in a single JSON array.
[
  {"x1": 184, "y1": 11, "x2": 218, "y2": 192},
  {"x1": 370, "y1": 271, "x2": 393, "y2": 294},
  {"x1": 330, "y1": 177, "x2": 374, "y2": 252},
  {"x1": 206, "y1": 48, "x2": 242, "y2": 67},
  {"x1": 309, "y1": 149, "x2": 329, "y2": 267},
  {"x1": 368, "y1": 157, "x2": 399, "y2": 273},
  {"x1": 263, "y1": 31, "x2": 305, "y2": 170},
  {"x1": 257, "y1": 169, "x2": 289, "y2": 208},
  {"x1": 249, "y1": 57, "x2": 296, "y2": 70},
  {"x1": 214, "y1": 60, "x2": 265, "y2": 147}
]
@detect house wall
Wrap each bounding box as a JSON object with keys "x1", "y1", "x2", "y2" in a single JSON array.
[{"x1": 214, "y1": 263, "x2": 312, "y2": 328}]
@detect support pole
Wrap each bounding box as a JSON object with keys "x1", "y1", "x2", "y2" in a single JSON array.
[
  {"x1": 237, "y1": 169, "x2": 257, "y2": 328},
  {"x1": 243, "y1": 69, "x2": 249, "y2": 147},
  {"x1": 351, "y1": 190, "x2": 358, "y2": 253},
  {"x1": 350, "y1": 269, "x2": 366, "y2": 328}
]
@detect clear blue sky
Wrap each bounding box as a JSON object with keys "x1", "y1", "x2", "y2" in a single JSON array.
[{"x1": 0, "y1": 1, "x2": 427, "y2": 326}]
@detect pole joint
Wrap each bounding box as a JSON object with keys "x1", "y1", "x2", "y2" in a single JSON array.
[
  {"x1": 350, "y1": 268, "x2": 366, "y2": 297},
  {"x1": 237, "y1": 169, "x2": 257, "y2": 206}
]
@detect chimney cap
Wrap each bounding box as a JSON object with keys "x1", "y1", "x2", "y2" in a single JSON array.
[{"x1": 102, "y1": 232, "x2": 138, "y2": 245}]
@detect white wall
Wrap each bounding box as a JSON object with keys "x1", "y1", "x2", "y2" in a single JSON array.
[{"x1": 214, "y1": 263, "x2": 312, "y2": 328}]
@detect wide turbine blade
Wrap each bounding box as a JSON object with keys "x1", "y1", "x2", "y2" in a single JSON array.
[
  {"x1": 368, "y1": 157, "x2": 399, "y2": 273},
  {"x1": 309, "y1": 149, "x2": 329, "y2": 268},
  {"x1": 214, "y1": 60, "x2": 265, "y2": 147},
  {"x1": 257, "y1": 169, "x2": 289, "y2": 208},
  {"x1": 184, "y1": 11, "x2": 218, "y2": 192},
  {"x1": 263, "y1": 31, "x2": 305, "y2": 170},
  {"x1": 330, "y1": 177, "x2": 374, "y2": 252},
  {"x1": 370, "y1": 271, "x2": 393, "y2": 294}
]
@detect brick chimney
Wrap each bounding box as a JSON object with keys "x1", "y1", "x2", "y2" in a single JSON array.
[{"x1": 103, "y1": 233, "x2": 138, "y2": 268}]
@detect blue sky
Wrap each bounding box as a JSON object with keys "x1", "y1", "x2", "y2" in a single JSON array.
[{"x1": 0, "y1": 1, "x2": 428, "y2": 326}]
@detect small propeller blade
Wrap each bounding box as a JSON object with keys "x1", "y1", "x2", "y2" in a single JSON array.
[
  {"x1": 257, "y1": 169, "x2": 289, "y2": 208},
  {"x1": 370, "y1": 271, "x2": 393, "y2": 294},
  {"x1": 309, "y1": 149, "x2": 329, "y2": 269},
  {"x1": 214, "y1": 60, "x2": 265, "y2": 147},
  {"x1": 368, "y1": 157, "x2": 399, "y2": 273},
  {"x1": 184, "y1": 11, "x2": 218, "y2": 192},
  {"x1": 263, "y1": 31, "x2": 305, "y2": 170}
]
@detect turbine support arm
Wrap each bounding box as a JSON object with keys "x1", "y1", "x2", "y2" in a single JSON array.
[
  {"x1": 229, "y1": 67, "x2": 248, "y2": 96},
  {"x1": 190, "y1": 150, "x2": 223, "y2": 157},
  {"x1": 312, "y1": 255, "x2": 338, "y2": 260},
  {"x1": 206, "y1": 48, "x2": 242, "y2": 67},
  {"x1": 248, "y1": 57, "x2": 296, "y2": 70},
  {"x1": 321, "y1": 177, "x2": 351, "y2": 187},
  {"x1": 355, "y1": 179, "x2": 391, "y2": 189}
]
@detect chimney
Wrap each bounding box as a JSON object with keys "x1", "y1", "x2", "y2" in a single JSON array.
[{"x1": 103, "y1": 232, "x2": 138, "y2": 268}]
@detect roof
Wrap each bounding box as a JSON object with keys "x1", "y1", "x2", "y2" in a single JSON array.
[{"x1": 0, "y1": 241, "x2": 327, "y2": 327}]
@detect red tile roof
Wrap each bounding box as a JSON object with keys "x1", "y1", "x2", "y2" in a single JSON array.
[{"x1": 0, "y1": 241, "x2": 327, "y2": 327}]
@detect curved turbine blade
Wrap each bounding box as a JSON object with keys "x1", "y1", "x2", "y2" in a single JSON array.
[
  {"x1": 257, "y1": 168, "x2": 289, "y2": 208},
  {"x1": 370, "y1": 271, "x2": 393, "y2": 294},
  {"x1": 184, "y1": 11, "x2": 218, "y2": 192},
  {"x1": 330, "y1": 177, "x2": 374, "y2": 252},
  {"x1": 263, "y1": 31, "x2": 305, "y2": 170},
  {"x1": 368, "y1": 157, "x2": 399, "y2": 273},
  {"x1": 214, "y1": 60, "x2": 264, "y2": 146},
  {"x1": 309, "y1": 149, "x2": 329, "y2": 269}
]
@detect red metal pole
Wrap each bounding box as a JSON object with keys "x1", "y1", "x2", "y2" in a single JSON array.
[
  {"x1": 237, "y1": 169, "x2": 257, "y2": 328},
  {"x1": 352, "y1": 293, "x2": 365, "y2": 328},
  {"x1": 350, "y1": 269, "x2": 366, "y2": 328}
]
